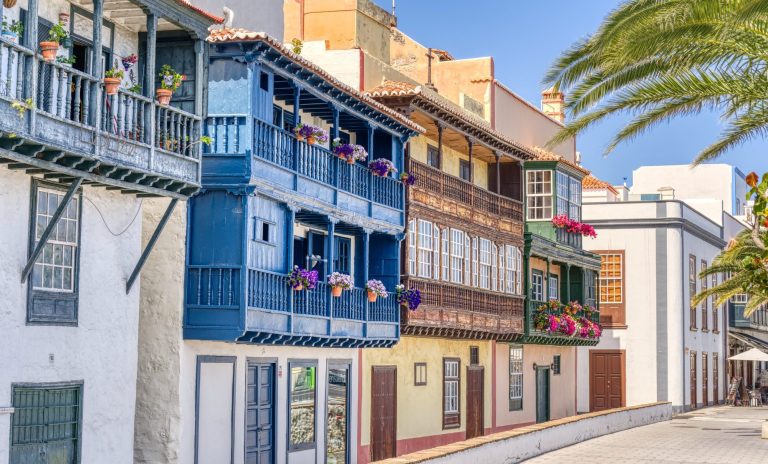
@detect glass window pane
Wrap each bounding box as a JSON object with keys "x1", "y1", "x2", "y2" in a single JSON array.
[{"x1": 290, "y1": 365, "x2": 316, "y2": 449}]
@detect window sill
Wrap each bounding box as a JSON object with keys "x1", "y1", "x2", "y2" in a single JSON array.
[{"x1": 602, "y1": 324, "x2": 627, "y2": 329}]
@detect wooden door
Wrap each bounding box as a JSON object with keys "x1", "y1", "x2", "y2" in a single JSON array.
[
  {"x1": 690, "y1": 351, "x2": 698, "y2": 409},
  {"x1": 589, "y1": 350, "x2": 625, "y2": 412},
  {"x1": 246, "y1": 362, "x2": 275, "y2": 464},
  {"x1": 371, "y1": 366, "x2": 396, "y2": 461},
  {"x1": 535, "y1": 367, "x2": 550, "y2": 423},
  {"x1": 702, "y1": 353, "x2": 709, "y2": 406},
  {"x1": 465, "y1": 366, "x2": 484, "y2": 439}
]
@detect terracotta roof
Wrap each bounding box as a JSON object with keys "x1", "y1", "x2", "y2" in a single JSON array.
[
  {"x1": 583, "y1": 175, "x2": 618, "y2": 194},
  {"x1": 366, "y1": 80, "x2": 534, "y2": 160},
  {"x1": 528, "y1": 146, "x2": 590, "y2": 175},
  {"x1": 206, "y1": 30, "x2": 424, "y2": 134},
  {"x1": 175, "y1": 1, "x2": 224, "y2": 23}
]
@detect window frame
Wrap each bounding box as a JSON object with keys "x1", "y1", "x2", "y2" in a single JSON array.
[
  {"x1": 417, "y1": 219, "x2": 433, "y2": 278},
  {"x1": 712, "y1": 273, "x2": 719, "y2": 333},
  {"x1": 701, "y1": 259, "x2": 708, "y2": 332},
  {"x1": 596, "y1": 250, "x2": 626, "y2": 327},
  {"x1": 288, "y1": 360, "x2": 318, "y2": 452},
  {"x1": 553, "y1": 355, "x2": 561, "y2": 375},
  {"x1": 427, "y1": 145, "x2": 441, "y2": 169},
  {"x1": 253, "y1": 217, "x2": 277, "y2": 245},
  {"x1": 689, "y1": 254, "x2": 697, "y2": 330},
  {"x1": 442, "y1": 358, "x2": 461, "y2": 429},
  {"x1": 548, "y1": 275, "x2": 559, "y2": 301},
  {"x1": 27, "y1": 179, "x2": 83, "y2": 325},
  {"x1": 526, "y1": 170, "x2": 553, "y2": 221},
  {"x1": 531, "y1": 270, "x2": 544, "y2": 302},
  {"x1": 509, "y1": 345, "x2": 523, "y2": 410},
  {"x1": 459, "y1": 159, "x2": 471, "y2": 182}
]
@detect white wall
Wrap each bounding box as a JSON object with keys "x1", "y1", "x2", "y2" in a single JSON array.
[
  {"x1": 0, "y1": 169, "x2": 142, "y2": 463},
  {"x1": 179, "y1": 341, "x2": 360, "y2": 464},
  {"x1": 195, "y1": 0, "x2": 285, "y2": 39}
]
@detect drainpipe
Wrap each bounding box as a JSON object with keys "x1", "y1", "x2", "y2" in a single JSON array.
[{"x1": 680, "y1": 222, "x2": 687, "y2": 412}]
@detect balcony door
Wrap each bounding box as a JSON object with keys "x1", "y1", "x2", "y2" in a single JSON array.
[{"x1": 154, "y1": 33, "x2": 196, "y2": 113}]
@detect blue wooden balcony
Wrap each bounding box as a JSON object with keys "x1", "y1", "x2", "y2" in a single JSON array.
[{"x1": 185, "y1": 267, "x2": 399, "y2": 347}]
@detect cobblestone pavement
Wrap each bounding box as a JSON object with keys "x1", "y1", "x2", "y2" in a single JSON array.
[{"x1": 525, "y1": 406, "x2": 768, "y2": 464}]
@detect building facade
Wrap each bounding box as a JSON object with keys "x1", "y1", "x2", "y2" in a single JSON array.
[{"x1": 0, "y1": 1, "x2": 217, "y2": 463}]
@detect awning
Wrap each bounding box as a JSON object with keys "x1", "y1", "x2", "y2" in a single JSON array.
[{"x1": 728, "y1": 348, "x2": 768, "y2": 362}]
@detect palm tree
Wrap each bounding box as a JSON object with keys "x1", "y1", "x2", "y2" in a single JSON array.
[{"x1": 544, "y1": 0, "x2": 768, "y2": 164}]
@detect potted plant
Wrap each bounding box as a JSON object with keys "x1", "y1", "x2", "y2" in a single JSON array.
[
  {"x1": 1, "y1": 17, "x2": 22, "y2": 43},
  {"x1": 157, "y1": 64, "x2": 184, "y2": 105},
  {"x1": 369, "y1": 158, "x2": 397, "y2": 177},
  {"x1": 294, "y1": 123, "x2": 328, "y2": 145},
  {"x1": 395, "y1": 284, "x2": 421, "y2": 310},
  {"x1": 56, "y1": 55, "x2": 75, "y2": 67},
  {"x1": 365, "y1": 279, "x2": 388, "y2": 303},
  {"x1": 328, "y1": 272, "x2": 353, "y2": 297},
  {"x1": 331, "y1": 138, "x2": 368, "y2": 164},
  {"x1": 40, "y1": 22, "x2": 68, "y2": 62},
  {"x1": 288, "y1": 265, "x2": 318, "y2": 291},
  {"x1": 103, "y1": 67, "x2": 124, "y2": 96},
  {"x1": 400, "y1": 172, "x2": 416, "y2": 185}
]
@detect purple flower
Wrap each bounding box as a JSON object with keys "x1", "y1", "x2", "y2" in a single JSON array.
[
  {"x1": 288, "y1": 265, "x2": 318, "y2": 290},
  {"x1": 332, "y1": 138, "x2": 367, "y2": 163},
  {"x1": 328, "y1": 272, "x2": 353, "y2": 289},
  {"x1": 395, "y1": 284, "x2": 421, "y2": 310},
  {"x1": 365, "y1": 279, "x2": 388, "y2": 298},
  {"x1": 369, "y1": 158, "x2": 397, "y2": 177},
  {"x1": 400, "y1": 172, "x2": 416, "y2": 185}
]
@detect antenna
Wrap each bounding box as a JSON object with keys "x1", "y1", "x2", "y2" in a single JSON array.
[{"x1": 392, "y1": 0, "x2": 396, "y2": 16}]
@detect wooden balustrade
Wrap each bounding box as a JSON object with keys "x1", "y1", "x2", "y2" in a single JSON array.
[
  {"x1": 187, "y1": 265, "x2": 241, "y2": 309},
  {"x1": 37, "y1": 59, "x2": 98, "y2": 125},
  {"x1": 156, "y1": 104, "x2": 201, "y2": 158},
  {"x1": 0, "y1": 39, "x2": 31, "y2": 101},
  {"x1": 102, "y1": 89, "x2": 152, "y2": 143},
  {"x1": 409, "y1": 159, "x2": 523, "y2": 222}
]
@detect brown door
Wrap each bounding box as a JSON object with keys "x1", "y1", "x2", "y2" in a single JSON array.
[
  {"x1": 690, "y1": 351, "x2": 698, "y2": 409},
  {"x1": 371, "y1": 366, "x2": 396, "y2": 461},
  {"x1": 589, "y1": 350, "x2": 625, "y2": 412},
  {"x1": 702, "y1": 353, "x2": 709, "y2": 406},
  {"x1": 466, "y1": 366, "x2": 484, "y2": 439},
  {"x1": 713, "y1": 354, "x2": 719, "y2": 403}
]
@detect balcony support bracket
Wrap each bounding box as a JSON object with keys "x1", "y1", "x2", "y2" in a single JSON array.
[
  {"x1": 21, "y1": 177, "x2": 83, "y2": 284},
  {"x1": 126, "y1": 198, "x2": 178, "y2": 293}
]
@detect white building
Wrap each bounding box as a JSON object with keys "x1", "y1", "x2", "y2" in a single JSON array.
[
  {"x1": 0, "y1": 1, "x2": 216, "y2": 463},
  {"x1": 577, "y1": 166, "x2": 747, "y2": 413}
]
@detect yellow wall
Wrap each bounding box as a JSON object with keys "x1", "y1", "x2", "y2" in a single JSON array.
[
  {"x1": 361, "y1": 337, "x2": 493, "y2": 445},
  {"x1": 409, "y1": 134, "x2": 489, "y2": 190},
  {"x1": 494, "y1": 343, "x2": 577, "y2": 427}
]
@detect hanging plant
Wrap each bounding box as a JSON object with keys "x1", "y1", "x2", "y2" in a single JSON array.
[
  {"x1": 328, "y1": 272, "x2": 353, "y2": 297},
  {"x1": 400, "y1": 172, "x2": 416, "y2": 185},
  {"x1": 287, "y1": 265, "x2": 318, "y2": 291},
  {"x1": 331, "y1": 138, "x2": 367, "y2": 164},
  {"x1": 395, "y1": 284, "x2": 421, "y2": 310},
  {"x1": 365, "y1": 279, "x2": 388, "y2": 303},
  {"x1": 294, "y1": 123, "x2": 328, "y2": 145},
  {"x1": 368, "y1": 158, "x2": 397, "y2": 177}
]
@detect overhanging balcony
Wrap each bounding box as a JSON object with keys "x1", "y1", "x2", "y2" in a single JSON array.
[
  {"x1": 523, "y1": 299, "x2": 600, "y2": 346},
  {"x1": 0, "y1": 39, "x2": 201, "y2": 197},
  {"x1": 401, "y1": 277, "x2": 525, "y2": 341},
  {"x1": 185, "y1": 267, "x2": 399, "y2": 347}
]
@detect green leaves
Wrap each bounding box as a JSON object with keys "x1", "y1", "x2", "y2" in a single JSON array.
[{"x1": 544, "y1": 0, "x2": 768, "y2": 162}]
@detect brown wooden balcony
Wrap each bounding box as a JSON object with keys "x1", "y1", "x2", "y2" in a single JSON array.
[
  {"x1": 400, "y1": 277, "x2": 525, "y2": 341},
  {"x1": 408, "y1": 159, "x2": 523, "y2": 238}
]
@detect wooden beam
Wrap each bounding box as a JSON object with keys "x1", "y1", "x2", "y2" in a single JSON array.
[{"x1": 126, "y1": 199, "x2": 178, "y2": 293}]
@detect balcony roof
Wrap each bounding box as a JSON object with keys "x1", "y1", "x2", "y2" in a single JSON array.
[
  {"x1": 366, "y1": 80, "x2": 534, "y2": 162},
  {"x1": 527, "y1": 146, "x2": 590, "y2": 176},
  {"x1": 206, "y1": 29, "x2": 425, "y2": 136}
]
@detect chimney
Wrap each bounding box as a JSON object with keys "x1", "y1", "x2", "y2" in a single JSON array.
[
  {"x1": 658, "y1": 186, "x2": 675, "y2": 200},
  {"x1": 541, "y1": 87, "x2": 565, "y2": 123}
]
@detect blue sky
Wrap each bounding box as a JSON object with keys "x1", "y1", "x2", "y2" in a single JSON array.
[{"x1": 374, "y1": 0, "x2": 765, "y2": 184}]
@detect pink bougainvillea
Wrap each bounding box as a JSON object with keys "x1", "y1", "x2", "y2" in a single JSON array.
[{"x1": 551, "y1": 214, "x2": 597, "y2": 238}]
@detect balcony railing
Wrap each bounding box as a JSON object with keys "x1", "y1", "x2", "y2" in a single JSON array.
[
  {"x1": 409, "y1": 159, "x2": 523, "y2": 222},
  {"x1": 555, "y1": 228, "x2": 583, "y2": 248},
  {"x1": 252, "y1": 118, "x2": 402, "y2": 210},
  {"x1": 525, "y1": 299, "x2": 600, "y2": 345},
  {"x1": 401, "y1": 277, "x2": 524, "y2": 340},
  {"x1": 0, "y1": 38, "x2": 201, "y2": 193}
]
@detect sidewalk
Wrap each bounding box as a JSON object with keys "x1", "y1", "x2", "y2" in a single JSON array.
[{"x1": 525, "y1": 406, "x2": 768, "y2": 464}]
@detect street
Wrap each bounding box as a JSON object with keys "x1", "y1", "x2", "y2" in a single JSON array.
[{"x1": 525, "y1": 407, "x2": 768, "y2": 464}]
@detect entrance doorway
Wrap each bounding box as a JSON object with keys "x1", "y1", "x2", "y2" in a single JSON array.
[
  {"x1": 535, "y1": 367, "x2": 550, "y2": 423},
  {"x1": 371, "y1": 366, "x2": 396, "y2": 461},
  {"x1": 246, "y1": 361, "x2": 275, "y2": 464},
  {"x1": 690, "y1": 351, "x2": 698, "y2": 409},
  {"x1": 327, "y1": 364, "x2": 350, "y2": 464},
  {"x1": 465, "y1": 366, "x2": 484, "y2": 439},
  {"x1": 589, "y1": 350, "x2": 626, "y2": 412}
]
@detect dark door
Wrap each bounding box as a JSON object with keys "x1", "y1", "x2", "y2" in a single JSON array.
[
  {"x1": 327, "y1": 365, "x2": 350, "y2": 464},
  {"x1": 702, "y1": 353, "x2": 709, "y2": 406},
  {"x1": 690, "y1": 352, "x2": 698, "y2": 409},
  {"x1": 371, "y1": 366, "x2": 396, "y2": 461},
  {"x1": 535, "y1": 367, "x2": 550, "y2": 423},
  {"x1": 590, "y1": 350, "x2": 625, "y2": 412},
  {"x1": 307, "y1": 231, "x2": 326, "y2": 280},
  {"x1": 154, "y1": 35, "x2": 196, "y2": 113},
  {"x1": 246, "y1": 362, "x2": 275, "y2": 464},
  {"x1": 466, "y1": 366, "x2": 484, "y2": 439}
]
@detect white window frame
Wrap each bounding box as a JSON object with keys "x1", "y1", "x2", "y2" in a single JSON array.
[
  {"x1": 479, "y1": 238, "x2": 491, "y2": 290},
  {"x1": 526, "y1": 170, "x2": 553, "y2": 220},
  {"x1": 548, "y1": 275, "x2": 559, "y2": 301},
  {"x1": 509, "y1": 345, "x2": 523, "y2": 410},
  {"x1": 443, "y1": 359, "x2": 459, "y2": 414},
  {"x1": 32, "y1": 187, "x2": 80, "y2": 293},
  {"x1": 432, "y1": 226, "x2": 441, "y2": 280},
  {"x1": 441, "y1": 228, "x2": 450, "y2": 281},
  {"x1": 472, "y1": 237, "x2": 479, "y2": 287},
  {"x1": 531, "y1": 270, "x2": 544, "y2": 301},
  {"x1": 418, "y1": 219, "x2": 433, "y2": 278},
  {"x1": 464, "y1": 234, "x2": 471, "y2": 285},
  {"x1": 451, "y1": 229, "x2": 465, "y2": 284},
  {"x1": 491, "y1": 242, "x2": 498, "y2": 292},
  {"x1": 408, "y1": 219, "x2": 416, "y2": 276}
]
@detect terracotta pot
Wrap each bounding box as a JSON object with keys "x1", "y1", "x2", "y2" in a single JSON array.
[
  {"x1": 103, "y1": 77, "x2": 121, "y2": 96},
  {"x1": 331, "y1": 286, "x2": 343, "y2": 297},
  {"x1": 293, "y1": 283, "x2": 304, "y2": 291},
  {"x1": 296, "y1": 134, "x2": 305, "y2": 142},
  {"x1": 39, "y1": 41, "x2": 59, "y2": 62},
  {"x1": 346, "y1": 157, "x2": 355, "y2": 165},
  {"x1": 367, "y1": 290, "x2": 377, "y2": 303},
  {"x1": 3, "y1": 0, "x2": 18, "y2": 8},
  {"x1": 307, "y1": 136, "x2": 316, "y2": 145},
  {"x1": 156, "y1": 88, "x2": 173, "y2": 105}
]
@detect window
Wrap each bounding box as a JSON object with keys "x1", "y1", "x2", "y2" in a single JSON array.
[
  {"x1": 326, "y1": 364, "x2": 350, "y2": 464},
  {"x1": 479, "y1": 238, "x2": 492, "y2": 289},
  {"x1": 414, "y1": 363, "x2": 427, "y2": 386},
  {"x1": 441, "y1": 228, "x2": 450, "y2": 281},
  {"x1": 427, "y1": 145, "x2": 440, "y2": 168},
  {"x1": 472, "y1": 237, "x2": 479, "y2": 287},
  {"x1": 598, "y1": 251, "x2": 625, "y2": 326},
  {"x1": 451, "y1": 229, "x2": 465, "y2": 284},
  {"x1": 526, "y1": 170, "x2": 552, "y2": 220},
  {"x1": 408, "y1": 220, "x2": 416, "y2": 275},
  {"x1": 443, "y1": 358, "x2": 460, "y2": 428},
  {"x1": 532, "y1": 270, "x2": 544, "y2": 301},
  {"x1": 509, "y1": 345, "x2": 523, "y2": 410},
  {"x1": 553, "y1": 355, "x2": 561, "y2": 375},
  {"x1": 253, "y1": 217, "x2": 276, "y2": 244},
  {"x1": 259, "y1": 71, "x2": 270, "y2": 91},
  {"x1": 28, "y1": 182, "x2": 81, "y2": 324},
  {"x1": 289, "y1": 363, "x2": 317, "y2": 450},
  {"x1": 555, "y1": 171, "x2": 582, "y2": 220},
  {"x1": 701, "y1": 260, "x2": 708, "y2": 331},
  {"x1": 491, "y1": 243, "x2": 498, "y2": 292},
  {"x1": 432, "y1": 227, "x2": 440, "y2": 280},
  {"x1": 689, "y1": 254, "x2": 697, "y2": 330},
  {"x1": 712, "y1": 273, "x2": 719, "y2": 333},
  {"x1": 11, "y1": 383, "x2": 83, "y2": 464},
  {"x1": 470, "y1": 346, "x2": 479, "y2": 365},
  {"x1": 464, "y1": 234, "x2": 471, "y2": 285},
  {"x1": 459, "y1": 159, "x2": 471, "y2": 181},
  {"x1": 334, "y1": 237, "x2": 351, "y2": 276},
  {"x1": 418, "y1": 220, "x2": 433, "y2": 278},
  {"x1": 505, "y1": 245, "x2": 522, "y2": 295},
  {"x1": 585, "y1": 270, "x2": 596, "y2": 306},
  {"x1": 569, "y1": 177, "x2": 582, "y2": 220},
  {"x1": 548, "y1": 275, "x2": 559, "y2": 301}
]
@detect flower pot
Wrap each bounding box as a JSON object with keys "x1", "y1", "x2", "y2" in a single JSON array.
[
  {"x1": 293, "y1": 283, "x2": 304, "y2": 291},
  {"x1": 39, "y1": 42, "x2": 59, "y2": 62},
  {"x1": 156, "y1": 88, "x2": 173, "y2": 105},
  {"x1": 103, "y1": 77, "x2": 121, "y2": 96},
  {"x1": 331, "y1": 286, "x2": 343, "y2": 297},
  {"x1": 346, "y1": 157, "x2": 355, "y2": 165},
  {"x1": 2, "y1": 31, "x2": 17, "y2": 44},
  {"x1": 296, "y1": 134, "x2": 305, "y2": 142},
  {"x1": 307, "y1": 136, "x2": 316, "y2": 145},
  {"x1": 367, "y1": 290, "x2": 377, "y2": 303}
]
